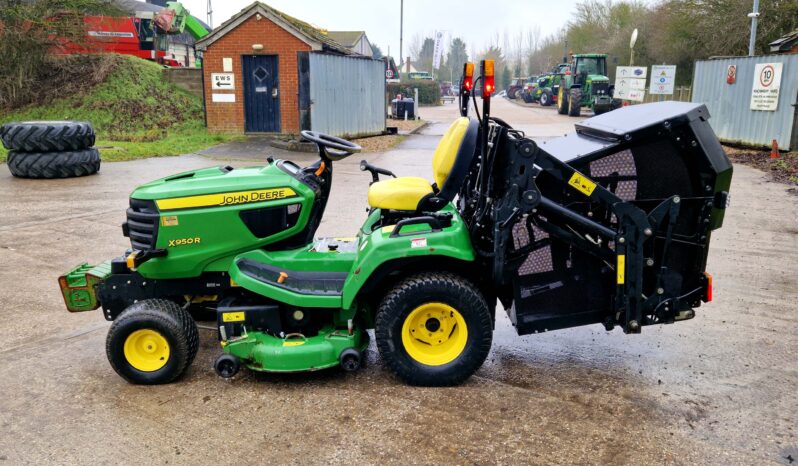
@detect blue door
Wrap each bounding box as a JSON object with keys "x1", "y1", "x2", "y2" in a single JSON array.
[{"x1": 243, "y1": 55, "x2": 280, "y2": 133}]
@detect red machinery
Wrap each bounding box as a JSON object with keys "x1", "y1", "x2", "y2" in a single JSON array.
[
  {"x1": 52, "y1": 15, "x2": 179, "y2": 64},
  {"x1": 52, "y1": 1, "x2": 208, "y2": 67}
]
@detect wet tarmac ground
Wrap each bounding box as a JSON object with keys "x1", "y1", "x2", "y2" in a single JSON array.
[{"x1": 0, "y1": 99, "x2": 796, "y2": 464}]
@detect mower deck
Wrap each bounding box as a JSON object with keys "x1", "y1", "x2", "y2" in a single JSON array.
[{"x1": 222, "y1": 325, "x2": 369, "y2": 373}]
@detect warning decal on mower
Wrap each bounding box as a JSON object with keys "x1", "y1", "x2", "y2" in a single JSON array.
[
  {"x1": 567, "y1": 172, "x2": 597, "y2": 196},
  {"x1": 411, "y1": 238, "x2": 428, "y2": 248},
  {"x1": 156, "y1": 188, "x2": 297, "y2": 210},
  {"x1": 161, "y1": 216, "x2": 179, "y2": 227},
  {"x1": 222, "y1": 312, "x2": 245, "y2": 322},
  {"x1": 617, "y1": 255, "x2": 626, "y2": 285}
]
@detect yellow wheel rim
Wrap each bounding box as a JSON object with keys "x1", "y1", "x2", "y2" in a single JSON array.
[
  {"x1": 123, "y1": 329, "x2": 170, "y2": 372},
  {"x1": 558, "y1": 86, "x2": 564, "y2": 109},
  {"x1": 401, "y1": 303, "x2": 468, "y2": 366}
]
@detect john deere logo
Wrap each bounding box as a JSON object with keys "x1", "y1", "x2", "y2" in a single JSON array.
[
  {"x1": 156, "y1": 188, "x2": 296, "y2": 210},
  {"x1": 220, "y1": 190, "x2": 291, "y2": 206}
]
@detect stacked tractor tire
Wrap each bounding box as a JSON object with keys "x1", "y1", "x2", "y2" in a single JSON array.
[{"x1": 1, "y1": 121, "x2": 100, "y2": 179}]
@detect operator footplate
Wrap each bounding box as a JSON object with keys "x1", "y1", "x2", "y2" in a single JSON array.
[{"x1": 236, "y1": 259, "x2": 347, "y2": 295}]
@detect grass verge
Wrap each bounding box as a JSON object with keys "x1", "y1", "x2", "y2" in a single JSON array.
[{"x1": 1, "y1": 55, "x2": 234, "y2": 162}]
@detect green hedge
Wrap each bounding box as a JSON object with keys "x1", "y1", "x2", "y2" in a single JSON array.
[{"x1": 387, "y1": 80, "x2": 441, "y2": 106}]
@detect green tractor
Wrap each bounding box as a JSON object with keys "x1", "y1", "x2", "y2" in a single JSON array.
[
  {"x1": 59, "y1": 60, "x2": 731, "y2": 387},
  {"x1": 527, "y1": 73, "x2": 563, "y2": 107},
  {"x1": 557, "y1": 53, "x2": 613, "y2": 117}
]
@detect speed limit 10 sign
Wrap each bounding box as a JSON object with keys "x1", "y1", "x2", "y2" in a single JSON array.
[{"x1": 750, "y1": 62, "x2": 783, "y2": 111}]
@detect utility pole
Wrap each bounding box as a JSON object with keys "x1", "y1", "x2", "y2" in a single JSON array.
[
  {"x1": 207, "y1": 0, "x2": 213, "y2": 29},
  {"x1": 748, "y1": 0, "x2": 760, "y2": 56},
  {"x1": 399, "y1": 0, "x2": 404, "y2": 73}
]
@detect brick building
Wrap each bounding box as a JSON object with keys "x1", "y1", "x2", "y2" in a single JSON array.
[{"x1": 196, "y1": 2, "x2": 384, "y2": 135}]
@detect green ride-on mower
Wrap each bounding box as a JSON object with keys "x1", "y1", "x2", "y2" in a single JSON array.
[
  {"x1": 59, "y1": 60, "x2": 732, "y2": 386},
  {"x1": 557, "y1": 53, "x2": 615, "y2": 117}
]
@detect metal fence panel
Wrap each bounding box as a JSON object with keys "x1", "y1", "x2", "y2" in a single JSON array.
[
  {"x1": 308, "y1": 53, "x2": 386, "y2": 138},
  {"x1": 692, "y1": 54, "x2": 798, "y2": 150}
]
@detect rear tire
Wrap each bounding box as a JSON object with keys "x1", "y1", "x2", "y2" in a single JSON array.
[
  {"x1": 0, "y1": 121, "x2": 95, "y2": 152},
  {"x1": 539, "y1": 90, "x2": 552, "y2": 107},
  {"x1": 106, "y1": 299, "x2": 199, "y2": 385},
  {"x1": 522, "y1": 91, "x2": 534, "y2": 103},
  {"x1": 556, "y1": 83, "x2": 568, "y2": 114},
  {"x1": 568, "y1": 88, "x2": 582, "y2": 117},
  {"x1": 6, "y1": 149, "x2": 100, "y2": 179},
  {"x1": 375, "y1": 272, "x2": 492, "y2": 386}
]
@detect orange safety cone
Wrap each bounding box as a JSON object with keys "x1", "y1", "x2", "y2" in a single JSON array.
[{"x1": 770, "y1": 139, "x2": 779, "y2": 159}]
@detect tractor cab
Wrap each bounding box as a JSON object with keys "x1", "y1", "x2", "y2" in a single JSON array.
[{"x1": 572, "y1": 54, "x2": 607, "y2": 86}]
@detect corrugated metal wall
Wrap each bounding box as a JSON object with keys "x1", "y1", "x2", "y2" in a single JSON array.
[
  {"x1": 308, "y1": 54, "x2": 385, "y2": 137},
  {"x1": 692, "y1": 54, "x2": 798, "y2": 150}
]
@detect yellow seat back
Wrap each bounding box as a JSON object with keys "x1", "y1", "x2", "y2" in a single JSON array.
[{"x1": 431, "y1": 117, "x2": 471, "y2": 188}]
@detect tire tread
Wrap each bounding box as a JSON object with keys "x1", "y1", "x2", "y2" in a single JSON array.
[
  {"x1": 106, "y1": 299, "x2": 199, "y2": 384},
  {"x1": 375, "y1": 272, "x2": 492, "y2": 386},
  {"x1": 0, "y1": 121, "x2": 95, "y2": 152},
  {"x1": 7, "y1": 149, "x2": 100, "y2": 179}
]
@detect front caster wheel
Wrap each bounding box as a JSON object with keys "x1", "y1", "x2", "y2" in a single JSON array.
[
  {"x1": 375, "y1": 272, "x2": 492, "y2": 386},
  {"x1": 106, "y1": 299, "x2": 199, "y2": 385},
  {"x1": 214, "y1": 354, "x2": 241, "y2": 378},
  {"x1": 339, "y1": 348, "x2": 362, "y2": 372}
]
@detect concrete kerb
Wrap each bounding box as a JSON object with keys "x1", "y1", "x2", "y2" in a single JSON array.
[{"x1": 406, "y1": 120, "x2": 430, "y2": 135}]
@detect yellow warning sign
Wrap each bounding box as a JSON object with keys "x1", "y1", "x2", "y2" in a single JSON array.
[
  {"x1": 617, "y1": 255, "x2": 626, "y2": 285},
  {"x1": 222, "y1": 312, "x2": 245, "y2": 322},
  {"x1": 567, "y1": 172, "x2": 597, "y2": 196},
  {"x1": 161, "y1": 215, "x2": 179, "y2": 226}
]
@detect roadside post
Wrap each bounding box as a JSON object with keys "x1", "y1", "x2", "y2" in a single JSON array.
[{"x1": 414, "y1": 88, "x2": 419, "y2": 120}]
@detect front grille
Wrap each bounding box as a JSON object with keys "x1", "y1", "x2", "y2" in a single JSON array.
[
  {"x1": 124, "y1": 199, "x2": 159, "y2": 250},
  {"x1": 592, "y1": 82, "x2": 610, "y2": 95}
]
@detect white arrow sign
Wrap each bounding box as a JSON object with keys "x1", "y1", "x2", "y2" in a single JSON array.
[
  {"x1": 616, "y1": 66, "x2": 648, "y2": 79},
  {"x1": 211, "y1": 73, "x2": 235, "y2": 90},
  {"x1": 614, "y1": 66, "x2": 647, "y2": 102}
]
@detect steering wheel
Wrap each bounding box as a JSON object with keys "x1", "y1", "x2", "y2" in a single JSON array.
[{"x1": 300, "y1": 130, "x2": 361, "y2": 161}]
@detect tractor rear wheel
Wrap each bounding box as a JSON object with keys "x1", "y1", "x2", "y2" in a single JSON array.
[
  {"x1": 375, "y1": 272, "x2": 492, "y2": 386},
  {"x1": 106, "y1": 299, "x2": 199, "y2": 385},
  {"x1": 539, "y1": 90, "x2": 552, "y2": 107},
  {"x1": 556, "y1": 84, "x2": 568, "y2": 114},
  {"x1": 7, "y1": 149, "x2": 100, "y2": 179},
  {"x1": 568, "y1": 88, "x2": 583, "y2": 117},
  {"x1": 0, "y1": 121, "x2": 95, "y2": 152}
]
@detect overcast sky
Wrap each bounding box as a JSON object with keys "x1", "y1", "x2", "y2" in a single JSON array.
[{"x1": 181, "y1": 0, "x2": 585, "y2": 59}]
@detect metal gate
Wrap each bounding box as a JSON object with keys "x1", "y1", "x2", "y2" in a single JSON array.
[
  {"x1": 242, "y1": 55, "x2": 280, "y2": 133},
  {"x1": 692, "y1": 54, "x2": 798, "y2": 150}
]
